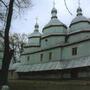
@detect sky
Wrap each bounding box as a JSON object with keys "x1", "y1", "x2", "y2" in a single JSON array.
[{"x1": 11, "y1": 0, "x2": 90, "y2": 34}]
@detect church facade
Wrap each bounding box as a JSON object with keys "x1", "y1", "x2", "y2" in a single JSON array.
[{"x1": 11, "y1": 5, "x2": 90, "y2": 79}]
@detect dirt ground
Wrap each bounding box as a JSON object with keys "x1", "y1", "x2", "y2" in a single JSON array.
[{"x1": 9, "y1": 80, "x2": 90, "y2": 90}]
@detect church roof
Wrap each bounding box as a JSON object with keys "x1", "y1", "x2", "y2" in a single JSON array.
[
  {"x1": 9, "y1": 63, "x2": 21, "y2": 70},
  {"x1": 70, "y1": 7, "x2": 89, "y2": 27},
  {"x1": 70, "y1": 16, "x2": 88, "y2": 26},
  {"x1": 43, "y1": 18, "x2": 67, "y2": 29},
  {"x1": 16, "y1": 56, "x2": 90, "y2": 72},
  {"x1": 29, "y1": 30, "x2": 41, "y2": 38},
  {"x1": 29, "y1": 22, "x2": 41, "y2": 38},
  {"x1": 43, "y1": 6, "x2": 67, "y2": 31}
]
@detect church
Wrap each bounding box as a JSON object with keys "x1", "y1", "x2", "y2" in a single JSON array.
[{"x1": 9, "y1": 3, "x2": 90, "y2": 79}]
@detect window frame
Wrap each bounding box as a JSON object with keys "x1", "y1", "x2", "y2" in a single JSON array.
[
  {"x1": 40, "y1": 54, "x2": 43, "y2": 62},
  {"x1": 72, "y1": 47, "x2": 77, "y2": 56},
  {"x1": 27, "y1": 56, "x2": 30, "y2": 62},
  {"x1": 49, "y1": 52, "x2": 52, "y2": 61}
]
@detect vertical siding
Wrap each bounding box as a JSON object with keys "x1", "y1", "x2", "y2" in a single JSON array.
[
  {"x1": 68, "y1": 32, "x2": 90, "y2": 43},
  {"x1": 62, "y1": 41, "x2": 90, "y2": 60},
  {"x1": 24, "y1": 48, "x2": 61, "y2": 64},
  {"x1": 41, "y1": 36, "x2": 65, "y2": 48}
]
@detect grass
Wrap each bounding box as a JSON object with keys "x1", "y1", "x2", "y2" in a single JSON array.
[{"x1": 9, "y1": 80, "x2": 90, "y2": 90}]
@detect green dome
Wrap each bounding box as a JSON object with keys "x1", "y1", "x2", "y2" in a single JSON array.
[
  {"x1": 29, "y1": 23, "x2": 41, "y2": 38},
  {"x1": 43, "y1": 18, "x2": 67, "y2": 29},
  {"x1": 43, "y1": 7, "x2": 67, "y2": 35},
  {"x1": 69, "y1": 7, "x2": 90, "y2": 33},
  {"x1": 70, "y1": 7, "x2": 88, "y2": 26},
  {"x1": 28, "y1": 22, "x2": 41, "y2": 46},
  {"x1": 29, "y1": 30, "x2": 41, "y2": 38}
]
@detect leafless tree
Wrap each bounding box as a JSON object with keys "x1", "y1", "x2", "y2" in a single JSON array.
[
  {"x1": 10, "y1": 33, "x2": 28, "y2": 63},
  {"x1": 0, "y1": 0, "x2": 32, "y2": 88}
]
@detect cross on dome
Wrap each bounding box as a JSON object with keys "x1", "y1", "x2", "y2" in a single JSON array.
[
  {"x1": 77, "y1": 0, "x2": 82, "y2": 16},
  {"x1": 53, "y1": 0, "x2": 55, "y2": 8},
  {"x1": 78, "y1": 0, "x2": 80, "y2": 7},
  {"x1": 34, "y1": 17, "x2": 39, "y2": 32},
  {"x1": 51, "y1": 0, "x2": 57, "y2": 19},
  {"x1": 36, "y1": 17, "x2": 38, "y2": 24}
]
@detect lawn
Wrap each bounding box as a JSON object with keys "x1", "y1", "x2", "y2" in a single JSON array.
[{"x1": 9, "y1": 80, "x2": 90, "y2": 90}]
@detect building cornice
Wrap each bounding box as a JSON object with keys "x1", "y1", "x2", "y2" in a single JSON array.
[
  {"x1": 69, "y1": 21, "x2": 90, "y2": 27},
  {"x1": 24, "y1": 45, "x2": 40, "y2": 48},
  {"x1": 28, "y1": 36, "x2": 41, "y2": 39},
  {"x1": 41, "y1": 30, "x2": 90, "y2": 39},
  {"x1": 68, "y1": 30, "x2": 90, "y2": 36},
  {"x1": 22, "y1": 38, "x2": 90, "y2": 55},
  {"x1": 43, "y1": 25, "x2": 67, "y2": 32},
  {"x1": 42, "y1": 34, "x2": 66, "y2": 39}
]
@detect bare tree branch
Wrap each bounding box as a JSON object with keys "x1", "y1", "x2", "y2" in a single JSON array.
[
  {"x1": 0, "y1": 0, "x2": 7, "y2": 8},
  {"x1": 64, "y1": 0, "x2": 73, "y2": 15}
]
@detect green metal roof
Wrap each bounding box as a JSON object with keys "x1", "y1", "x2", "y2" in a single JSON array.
[{"x1": 16, "y1": 56, "x2": 90, "y2": 72}]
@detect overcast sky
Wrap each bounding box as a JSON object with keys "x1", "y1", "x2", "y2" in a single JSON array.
[{"x1": 11, "y1": 0, "x2": 90, "y2": 34}]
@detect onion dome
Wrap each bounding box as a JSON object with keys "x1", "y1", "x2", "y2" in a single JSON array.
[
  {"x1": 69, "y1": 7, "x2": 90, "y2": 33},
  {"x1": 51, "y1": 7, "x2": 57, "y2": 19},
  {"x1": 28, "y1": 20, "x2": 41, "y2": 46},
  {"x1": 29, "y1": 21, "x2": 41, "y2": 38},
  {"x1": 43, "y1": 5, "x2": 67, "y2": 35},
  {"x1": 70, "y1": 7, "x2": 88, "y2": 25}
]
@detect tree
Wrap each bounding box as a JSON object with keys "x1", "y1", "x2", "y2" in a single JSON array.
[
  {"x1": 10, "y1": 33, "x2": 28, "y2": 63},
  {"x1": 0, "y1": 0, "x2": 31, "y2": 88},
  {"x1": 0, "y1": 0, "x2": 15, "y2": 87},
  {"x1": 0, "y1": 0, "x2": 31, "y2": 30}
]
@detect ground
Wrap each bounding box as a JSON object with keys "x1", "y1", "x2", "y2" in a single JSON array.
[{"x1": 9, "y1": 80, "x2": 90, "y2": 90}]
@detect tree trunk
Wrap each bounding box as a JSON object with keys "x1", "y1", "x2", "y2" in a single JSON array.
[{"x1": 0, "y1": 0, "x2": 14, "y2": 87}]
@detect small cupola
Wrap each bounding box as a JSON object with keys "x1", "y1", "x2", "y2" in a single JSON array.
[
  {"x1": 42, "y1": 1, "x2": 67, "y2": 35},
  {"x1": 28, "y1": 19, "x2": 41, "y2": 46},
  {"x1": 51, "y1": 5, "x2": 57, "y2": 19},
  {"x1": 29, "y1": 19, "x2": 41, "y2": 38},
  {"x1": 77, "y1": 6, "x2": 82, "y2": 16}
]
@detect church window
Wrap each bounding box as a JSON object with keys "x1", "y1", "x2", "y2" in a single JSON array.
[
  {"x1": 45, "y1": 39, "x2": 48, "y2": 42},
  {"x1": 45, "y1": 39, "x2": 48, "y2": 45},
  {"x1": 27, "y1": 56, "x2": 30, "y2": 61},
  {"x1": 40, "y1": 54, "x2": 43, "y2": 62},
  {"x1": 72, "y1": 47, "x2": 77, "y2": 55},
  {"x1": 49, "y1": 52, "x2": 52, "y2": 60}
]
